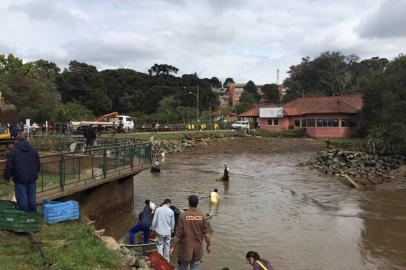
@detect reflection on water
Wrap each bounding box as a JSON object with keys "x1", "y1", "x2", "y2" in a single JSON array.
[{"x1": 99, "y1": 152, "x2": 406, "y2": 270}]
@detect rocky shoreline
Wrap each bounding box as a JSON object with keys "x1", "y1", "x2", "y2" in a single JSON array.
[
  {"x1": 152, "y1": 136, "x2": 214, "y2": 155},
  {"x1": 299, "y1": 148, "x2": 406, "y2": 188}
]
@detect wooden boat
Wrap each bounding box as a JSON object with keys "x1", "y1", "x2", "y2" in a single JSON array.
[
  {"x1": 150, "y1": 166, "x2": 160, "y2": 173},
  {"x1": 121, "y1": 242, "x2": 157, "y2": 256}
]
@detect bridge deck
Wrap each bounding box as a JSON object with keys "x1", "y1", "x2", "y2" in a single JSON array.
[{"x1": 0, "y1": 141, "x2": 152, "y2": 203}]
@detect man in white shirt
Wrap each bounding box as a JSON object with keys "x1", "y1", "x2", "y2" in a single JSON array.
[{"x1": 152, "y1": 198, "x2": 175, "y2": 261}]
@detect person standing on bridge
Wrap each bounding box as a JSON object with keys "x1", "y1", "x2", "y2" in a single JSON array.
[
  {"x1": 2, "y1": 131, "x2": 40, "y2": 212},
  {"x1": 83, "y1": 125, "x2": 96, "y2": 148},
  {"x1": 152, "y1": 198, "x2": 175, "y2": 262},
  {"x1": 170, "y1": 195, "x2": 212, "y2": 270}
]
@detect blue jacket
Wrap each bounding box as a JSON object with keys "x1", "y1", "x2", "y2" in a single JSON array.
[
  {"x1": 139, "y1": 206, "x2": 153, "y2": 228},
  {"x1": 4, "y1": 139, "x2": 40, "y2": 183}
]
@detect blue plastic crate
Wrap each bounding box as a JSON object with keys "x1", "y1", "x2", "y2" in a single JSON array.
[{"x1": 42, "y1": 200, "x2": 80, "y2": 224}]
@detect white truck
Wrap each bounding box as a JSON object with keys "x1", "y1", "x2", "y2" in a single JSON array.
[
  {"x1": 116, "y1": 115, "x2": 134, "y2": 130},
  {"x1": 71, "y1": 112, "x2": 135, "y2": 134},
  {"x1": 231, "y1": 120, "x2": 250, "y2": 130}
]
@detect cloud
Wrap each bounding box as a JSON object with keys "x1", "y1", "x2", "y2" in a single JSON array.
[
  {"x1": 9, "y1": 0, "x2": 86, "y2": 24},
  {"x1": 357, "y1": 0, "x2": 406, "y2": 39},
  {"x1": 0, "y1": 0, "x2": 405, "y2": 84}
]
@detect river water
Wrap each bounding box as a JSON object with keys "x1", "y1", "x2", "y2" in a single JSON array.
[{"x1": 100, "y1": 152, "x2": 406, "y2": 270}]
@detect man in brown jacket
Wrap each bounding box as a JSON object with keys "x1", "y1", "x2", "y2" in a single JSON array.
[{"x1": 169, "y1": 195, "x2": 211, "y2": 270}]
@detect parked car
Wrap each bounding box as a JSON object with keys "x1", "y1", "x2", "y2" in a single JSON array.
[{"x1": 231, "y1": 121, "x2": 250, "y2": 130}]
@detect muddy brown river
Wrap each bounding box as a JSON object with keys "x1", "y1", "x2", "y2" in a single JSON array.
[{"x1": 99, "y1": 152, "x2": 406, "y2": 270}]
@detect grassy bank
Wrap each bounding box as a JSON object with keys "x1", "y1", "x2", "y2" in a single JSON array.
[{"x1": 0, "y1": 220, "x2": 122, "y2": 270}]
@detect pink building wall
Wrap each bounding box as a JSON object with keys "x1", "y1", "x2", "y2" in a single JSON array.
[
  {"x1": 306, "y1": 127, "x2": 352, "y2": 138},
  {"x1": 259, "y1": 113, "x2": 357, "y2": 138}
]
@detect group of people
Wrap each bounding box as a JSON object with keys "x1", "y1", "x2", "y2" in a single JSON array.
[
  {"x1": 128, "y1": 171, "x2": 272, "y2": 270},
  {"x1": 129, "y1": 195, "x2": 212, "y2": 269}
]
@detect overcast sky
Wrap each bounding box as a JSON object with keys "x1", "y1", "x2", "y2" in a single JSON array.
[{"x1": 1, "y1": 0, "x2": 405, "y2": 84}]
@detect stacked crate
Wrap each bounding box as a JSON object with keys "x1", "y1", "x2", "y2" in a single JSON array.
[
  {"x1": 43, "y1": 200, "x2": 80, "y2": 224},
  {"x1": 0, "y1": 200, "x2": 40, "y2": 233}
]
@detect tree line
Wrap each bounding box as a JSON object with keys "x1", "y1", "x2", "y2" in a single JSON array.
[
  {"x1": 0, "y1": 54, "x2": 221, "y2": 124},
  {"x1": 0, "y1": 51, "x2": 405, "y2": 150}
]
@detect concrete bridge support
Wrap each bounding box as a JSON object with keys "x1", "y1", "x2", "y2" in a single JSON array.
[{"x1": 63, "y1": 174, "x2": 135, "y2": 220}]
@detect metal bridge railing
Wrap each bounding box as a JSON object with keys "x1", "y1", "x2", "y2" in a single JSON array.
[{"x1": 0, "y1": 142, "x2": 152, "y2": 198}]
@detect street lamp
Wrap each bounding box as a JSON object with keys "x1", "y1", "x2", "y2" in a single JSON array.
[{"x1": 185, "y1": 85, "x2": 199, "y2": 121}]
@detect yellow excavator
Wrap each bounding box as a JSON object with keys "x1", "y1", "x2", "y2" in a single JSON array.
[{"x1": 0, "y1": 91, "x2": 17, "y2": 142}]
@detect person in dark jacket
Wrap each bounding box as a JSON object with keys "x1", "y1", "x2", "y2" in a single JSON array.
[
  {"x1": 129, "y1": 199, "x2": 156, "y2": 244},
  {"x1": 3, "y1": 131, "x2": 40, "y2": 212},
  {"x1": 83, "y1": 125, "x2": 96, "y2": 147},
  {"x1": 223, "y1": 163, "x2": 229, "y2": 181},
  {"x1": 9, "y1": 122, "x2": 18, "y2": 141}
]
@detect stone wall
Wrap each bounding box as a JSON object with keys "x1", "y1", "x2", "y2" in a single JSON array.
[{"x1": 299, "y1": 149, "x2": 405, "y2": 186}]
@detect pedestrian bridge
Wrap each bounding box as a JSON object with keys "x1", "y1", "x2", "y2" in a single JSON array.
[{"x1": 0, "y1": 140, "x2": 152, "y2": 203}]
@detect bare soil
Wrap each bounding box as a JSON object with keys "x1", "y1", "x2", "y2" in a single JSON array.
[{"x1": 189, "y1": 136, "x2": 325, "y2": 155}]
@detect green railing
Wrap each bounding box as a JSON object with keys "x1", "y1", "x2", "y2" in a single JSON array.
[
  {"x1": 29, "y1": 136, "x2": 146, "y2": 152},
  {"x1": 0, "y1": 142, "x2": 152, "y2": 198}
]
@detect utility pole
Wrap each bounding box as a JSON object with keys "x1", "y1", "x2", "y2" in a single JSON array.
[
  {"x1": 209, "y1": 102, "x2": 211, "y2": 124},
  {"x1": 196, "y1": 84, "x2": 199, "y2": 121}
]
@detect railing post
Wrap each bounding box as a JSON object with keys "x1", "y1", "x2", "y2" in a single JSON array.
[
  {"x1": 59, "y1": 153, "x2": 65, "y2": 191},
  {"x1": 130, "y1": 145, "x2": 134, "y2": 169},
  {"x1": 138, "y1": 147, "x2": 141, "y2": 165},
  {"x1": 148, "y1": 143, "x2": 152, "y2": 164},
  {"x1": 103, "y1": 148, "x2": 107, "y2": 178},
  {"x1": 78, "y1": 157, "x2": 81, "y2": 181},
  {"x1": 41, "y1": 164, "x2": 44, "y2": 192},
  {"x1": 144, "y1": 144, "x2": 147, "y2": 164},
  {"x1": 91, "y1": 150, "x2": 94, "y2": 180}
]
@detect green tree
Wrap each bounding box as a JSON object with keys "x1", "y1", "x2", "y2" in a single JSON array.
[
  {"x1": 237, "y1": 91, "x2": 256, "y2": 114},
  {"x1": 283, "y1": 51, "x2": 390, "y2": 102},
  {"x1": 223, "y1": 77, "x2": 234, "y2": 88},
  {"x1": 148, "y1": 64, "x2": 179, "y2": 77},
  {"x1": 362, "y1": 54, "x2": 406, "y2": 152},
  {"x1": 243, "y1": 80, "x2": 260, "y2": 101},
  {"x1": 209, "y1": 77, "x2": 222, "y2": 88},
  {"x1": 56, "y1": 61, "x2": 112, "y2": 116},
  {"x1": 261, "y1": 83, "x2": 281, "y2": 103},
  {"x1": 55, "y1": 102, "x2": 94, "y2": 121}
]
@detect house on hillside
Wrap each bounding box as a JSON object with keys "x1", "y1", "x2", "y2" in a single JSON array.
[
  {"x1": 239, "y1": 95, "x2": 363, "y2": 138},
  {"x1": 228, "y1": 83, "x2": 264, "y2": 108},
  {"x1": 211, "y1": 87, "x2": 229, "y2": 106}
]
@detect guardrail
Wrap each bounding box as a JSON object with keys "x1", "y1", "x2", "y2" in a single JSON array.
[{"x1": 0, "y1": 142, "x2": 152, "y2": 198}]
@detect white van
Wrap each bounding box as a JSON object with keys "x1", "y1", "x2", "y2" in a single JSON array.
[
  {"x1": 231, "y1": 120, "x2": 250, "y2": 130},
  {"x1": 117, "y1": 115, "x2": 134, "y2": 130}
]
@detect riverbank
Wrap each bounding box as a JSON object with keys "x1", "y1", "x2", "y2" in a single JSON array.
[
  {"x1": 0, "y1": 219, "x2": 123, "y2": 270},
  {"x1": 152, "y1": 134, "x2": 325, "y2": 156}
]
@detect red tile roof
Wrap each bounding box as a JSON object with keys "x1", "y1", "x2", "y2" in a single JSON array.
[
  {"x1": 239, "y1": 96, "x2": 363, "y2": 118},
  {"x1": 283, "y1": 95, "x2": 363, "y2": 116}
]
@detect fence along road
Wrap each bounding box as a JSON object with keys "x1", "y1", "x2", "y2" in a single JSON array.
[{"x1": 0, "y1": 141, "x2": 152, "y2": 203}]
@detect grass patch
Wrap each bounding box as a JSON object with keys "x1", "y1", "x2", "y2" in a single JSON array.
[
  {"x1": 0, "y1": 220, "x2": 121, "y2": 270},
  {"x1": 254, "y1": 128, "x2": 308, "y2": 138}
]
